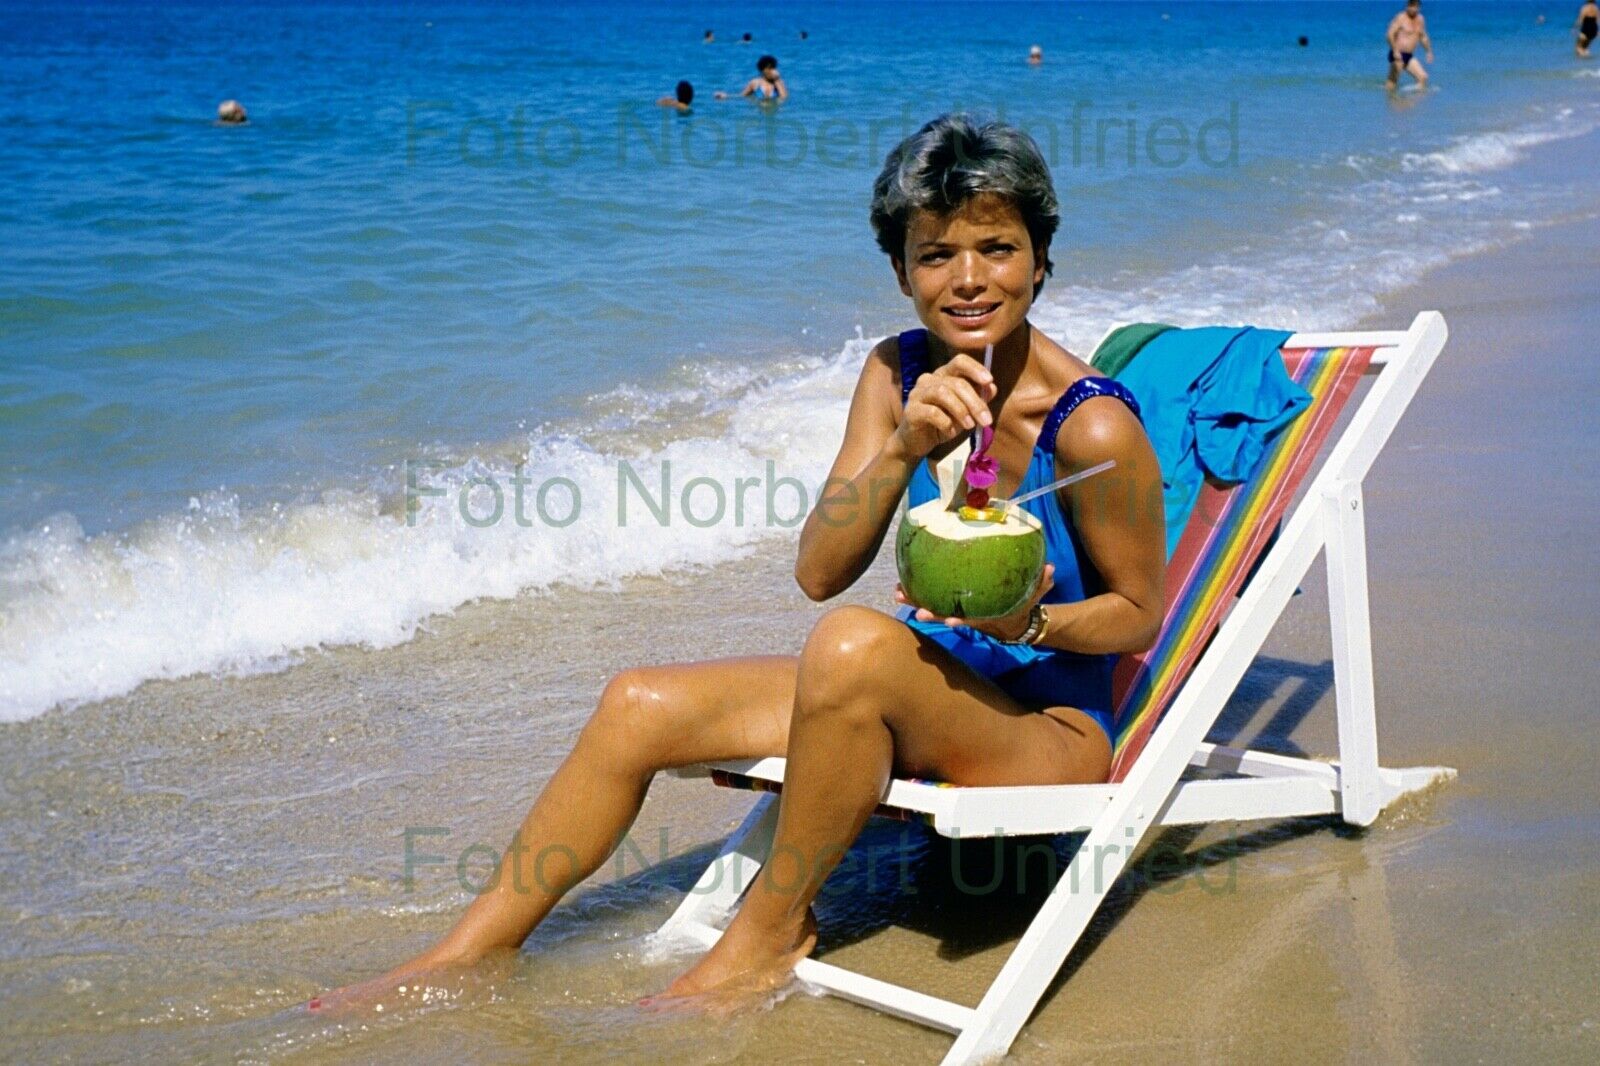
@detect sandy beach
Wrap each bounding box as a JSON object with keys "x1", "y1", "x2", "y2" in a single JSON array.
[{"x1": 4, "y1": 179, "x2": 1598, "y2": 1062}]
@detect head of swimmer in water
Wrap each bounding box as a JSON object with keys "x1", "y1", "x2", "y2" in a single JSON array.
[
  {"x1": 869, "y1": 114, "x2": 1059, "y2": 355},
  {"x1": 1406, "y1": 0, "x2": 1420, "y2": 12},
  {"x1": 757, "y1": 54, "x2": 779, "y2": 80},
  {"x1": 676, "y1": 80, "x2": 694, "y2": 106}
]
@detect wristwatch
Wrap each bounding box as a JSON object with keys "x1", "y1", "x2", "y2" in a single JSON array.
[{"x1": 1015, "y1": 603, "x2": 1051, "y2": 646}]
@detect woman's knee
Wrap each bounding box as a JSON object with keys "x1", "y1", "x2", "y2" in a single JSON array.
[
  {"x1": 582, "y1": 667, "x2": 675, "y2": 765},
  {"x1": 795, "y1": 606, "x2": 905, "y2": 715}
]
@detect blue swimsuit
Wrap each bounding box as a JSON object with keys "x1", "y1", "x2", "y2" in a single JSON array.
[{"x1": 895, "y1": 328, "x2": 1141, "y2": 745}]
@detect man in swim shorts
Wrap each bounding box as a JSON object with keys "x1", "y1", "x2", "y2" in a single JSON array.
[
  {"x1": 1577, "y1": 1, "x2": 1599, "y2": 57},
  {"x1": 1386, "y1": 0, "x2": 1434, "y2": 90}
]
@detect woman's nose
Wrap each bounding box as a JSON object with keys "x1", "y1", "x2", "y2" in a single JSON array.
[{"x1": 952, "y1": 252, "x2": 985, "y2": 296}]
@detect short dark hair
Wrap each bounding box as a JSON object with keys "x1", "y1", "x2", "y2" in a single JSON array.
[
  {"x1": 870, "y1": 114, "x2": 1059, "y2": 296},
  {"x1": 676, "y1": 80, "x2": 693, "y2": 105},
  {"x1": 757, "y1": 54, "x2": 777, "y2": 72}
]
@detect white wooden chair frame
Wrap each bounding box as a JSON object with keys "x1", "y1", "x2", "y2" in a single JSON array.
[{"x1": 653, "y1": 312, "x2": 1457, "y2": 1064}]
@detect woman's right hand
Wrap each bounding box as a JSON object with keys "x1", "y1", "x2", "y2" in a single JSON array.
[{"x1": 893, "y1": 353, "x2": 997, "y2": 459}]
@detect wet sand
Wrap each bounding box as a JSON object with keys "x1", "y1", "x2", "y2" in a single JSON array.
[{"x1": 4, "y1": 216, "x2": 1599, "y2": 1061}]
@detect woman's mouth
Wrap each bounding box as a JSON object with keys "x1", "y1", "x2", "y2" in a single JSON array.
[{"x1": 943, "y1": 302, "x2": 1000, "y2": 328}]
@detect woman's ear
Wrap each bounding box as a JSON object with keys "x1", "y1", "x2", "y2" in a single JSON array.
[
  {"x1": 891, "y1": 256, "x2": 913, "y2": 298},
  {"x1": 1032, "y1": 243, "x2": 1050, "y2": 290}
]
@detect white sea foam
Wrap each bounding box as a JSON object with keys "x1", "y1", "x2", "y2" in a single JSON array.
[
  {"x1": 1032, "y1": 225, "x2": 1468, "y2": 350},
  {"x1": 0, "y1": 341, "x2": 870, "y2": 723},
  {"x1": 1400, "y1": 107, "x2": 1595, "y2": 175}
]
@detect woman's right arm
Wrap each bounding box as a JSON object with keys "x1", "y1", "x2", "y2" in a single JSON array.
[{"x1": 794, "y1": 338, "x2": 993, "y2": 602}]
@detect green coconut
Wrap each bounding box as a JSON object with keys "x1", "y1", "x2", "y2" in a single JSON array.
[{"x1": 896, "y1": 499, "x2": 1045, "y2": 619}]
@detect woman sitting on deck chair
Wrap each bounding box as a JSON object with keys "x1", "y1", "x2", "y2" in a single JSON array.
[{"x1": 314, "y1": 114, "x2": 1166, "y2": 1013}]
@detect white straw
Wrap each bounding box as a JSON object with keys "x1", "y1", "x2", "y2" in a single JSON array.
[
  {"x1": 973, "y1": 343, "x2": 994, "y2": 452},
  {"x1": 1002, "y1": 459, "x2": 1117, "y2": 507}
]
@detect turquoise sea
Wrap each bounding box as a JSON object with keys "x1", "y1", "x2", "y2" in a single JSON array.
[{"x1": 2, "y1": 0, "x2": 1597, "y2": 720}]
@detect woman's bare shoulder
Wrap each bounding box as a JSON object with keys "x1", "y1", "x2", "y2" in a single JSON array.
[
  {"x1": 847, "y1": 335, "x2": 907, "y2": 424},
  {"x1": 1031, "y1": 327, "x2": 1097, "y2": 391},
  {"x1": 869, "y1": 332, "x2": 901, "y2": 363},
  {"x1": 1052, "y1": 381, "x2": 1150, "y2": 466},
  {"x1": 863, "y1": 333, "x2": 906, "y2": 386},
  {"x1": 1028, "y1": 331, "x2": 1144, "y2": 458}
]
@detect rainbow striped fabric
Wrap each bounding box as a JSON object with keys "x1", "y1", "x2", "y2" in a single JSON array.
[
  {"x1": 1107, "y1": 345, "x2": 1374, "y2": 781},
  {"x1": 708, "y1": 344, "x2": 1375, "y2": 813}
]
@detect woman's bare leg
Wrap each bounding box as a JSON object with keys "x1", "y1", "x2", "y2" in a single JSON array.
[
  {"x1": 658, "y1": 605, "x2": 1110, "y2": 1004},
  {"x1": 311, "y1": 655, "x2": 800, "y2": 1009}
]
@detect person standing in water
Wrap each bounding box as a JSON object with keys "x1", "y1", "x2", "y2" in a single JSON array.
[
  {"x1": 1577, "y1": 1, "x2": 1599, "y2": 56},
  {"x1": 1385, "y1": 0, "x2": 1434, "y2": 90},
  {"x1": 715, "y1": 54, "x2": 787, "y2": 101}
]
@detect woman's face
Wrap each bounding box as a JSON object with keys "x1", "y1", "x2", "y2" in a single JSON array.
[{"x1": 894, "y1": 194, "x2": 1045, "y2": 355}]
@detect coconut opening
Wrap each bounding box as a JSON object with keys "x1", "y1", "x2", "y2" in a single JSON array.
[{"x1": 905, "y1": 500, "x2": 1042, "y2": 538}]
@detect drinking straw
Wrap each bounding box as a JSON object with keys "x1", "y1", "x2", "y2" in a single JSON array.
[
  {"x1": 948, "y1": 343, "x2": 1000, "y2": 512},
  {"x1": 1002, "y1": 459, "x2": 1117, "y2": 507},
  {"x1": 973, "y1": 342, "x2": 993, "y2": 453}
]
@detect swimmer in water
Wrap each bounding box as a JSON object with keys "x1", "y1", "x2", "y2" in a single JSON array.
[
  {"x1": 656, "y1": 81, "x2": 694, "y2": 113},
  {"x1": 216, "y1": 99, "x2": 248, "y2": 124},
  {"x1": 715, "y1": 54, "x2": 787, "y2": 101},
  {"x1": 1576, "y1": 1, "x2": 1599, "y2": 57},
  {"x1": 1028, "y1": 44, "x2": 1043, "y2": 65},
  {"x1": 1385, "y1": 0, "x2": 1434, "y2": 91}
]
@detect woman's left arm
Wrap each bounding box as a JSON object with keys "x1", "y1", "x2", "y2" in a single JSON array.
[{"x1": 1037, "y1": 398, "x2": 1166, "y2": 655}]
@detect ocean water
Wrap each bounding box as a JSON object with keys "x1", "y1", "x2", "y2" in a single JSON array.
[{"x1": 3, "y1": 0, "x2": 1598, "y2": 721}]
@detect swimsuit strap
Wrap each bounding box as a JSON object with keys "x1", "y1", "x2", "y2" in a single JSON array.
[
  {"x1": 1038, "y1": 377, "x2": 1142, "y2": 455},
  {"x1": 897, "y1": 328, "x2": 929, "y2": 405}
]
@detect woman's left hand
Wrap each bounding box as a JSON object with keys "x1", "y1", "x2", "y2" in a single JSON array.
[{"x1": 895, "y1": 563, "x2": 1055, "y2": 642}]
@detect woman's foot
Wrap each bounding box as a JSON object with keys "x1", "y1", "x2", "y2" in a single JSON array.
[
  {"x1": 307, "y1": 948, "x2": 503, "y2": 1015},
  {"x1": 642, "y1": 907, "x2": 817, "y2": 1013}
]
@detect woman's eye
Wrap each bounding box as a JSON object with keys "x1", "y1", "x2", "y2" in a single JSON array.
[
  {"x1": 919, "y1": 252, "x2": 949, "y2": 265},
  {"x1": 986, "y1": 244, "x2": 1016, "y2": 256}
]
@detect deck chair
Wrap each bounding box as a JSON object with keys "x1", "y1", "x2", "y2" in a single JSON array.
[{"x1": 655, "y1": 311, "x2": 1456, "y2": 1064}]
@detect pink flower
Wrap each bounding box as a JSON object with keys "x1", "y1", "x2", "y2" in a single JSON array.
[{"x1": 963, "y1": 426, "x2": 998, "y2": 489}]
